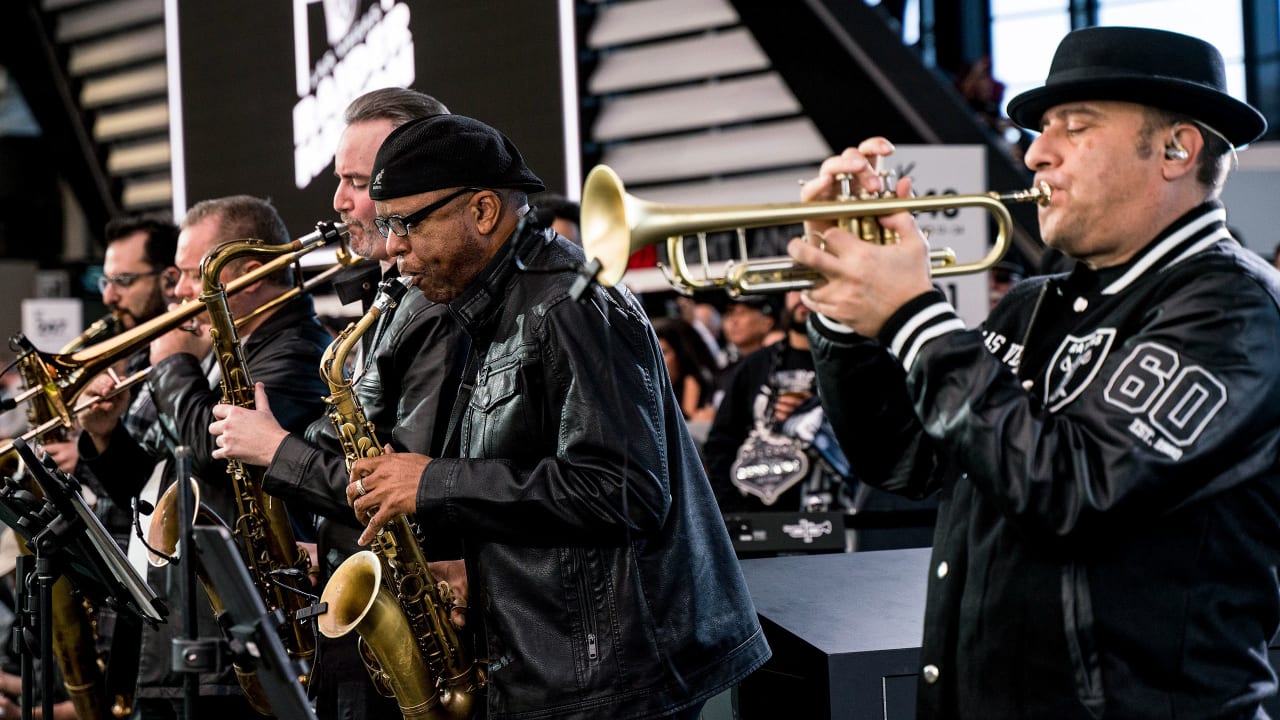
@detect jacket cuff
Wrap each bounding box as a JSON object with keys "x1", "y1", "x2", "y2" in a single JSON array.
[
  {"x1": 262, "y1": 433, "x2": 316, "y2": 496},
  {"x1": 810, "y1": 313, "x2": 860, "y2": 338},
  {"x1": 877, "y1": 289, "x2": 965, "y2": 372}
]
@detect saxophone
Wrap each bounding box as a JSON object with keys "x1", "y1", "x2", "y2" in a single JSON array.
[
  {"x1": 316, "y1": 277, "x2": 484, "y2": 720},
  {"x1": 148, "y1": 238, "x2": 319, "y2": 713}
]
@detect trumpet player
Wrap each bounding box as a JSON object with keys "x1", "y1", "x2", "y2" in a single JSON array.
[
  {"x1": 790, "y1": 27, "x2": 1280, "y2": 718},
  {"x1": 208, "y1": 87, "x2": 466, "y2": 720},
  {"x1": 80, "y1": 195, "x2": 332, "y2": 720}
]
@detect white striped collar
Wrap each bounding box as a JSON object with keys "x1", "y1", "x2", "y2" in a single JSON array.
[{"x1": 1101, "y1": 206, "x2": 1228, "y2": 295}]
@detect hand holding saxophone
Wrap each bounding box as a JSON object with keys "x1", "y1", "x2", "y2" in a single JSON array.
[
  {"x1": 209, "y1": 381, "x2": 290, "y2": 466},
  {"x1": 789, "y1": 139, "x2": 935, "y2": 337},
  {"x1": 347, "y1": 445, "x2": 430, "y2": 546}
]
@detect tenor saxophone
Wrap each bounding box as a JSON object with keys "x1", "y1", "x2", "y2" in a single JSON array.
[
  {"x1": 148, "y1": 237, "x2": 320, "y2": 713},
  {"x1": 316, "y1": 277, "x2": 484, "y2": 720}
]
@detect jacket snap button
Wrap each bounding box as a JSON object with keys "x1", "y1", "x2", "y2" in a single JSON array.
[
  {"x1": 936, "y1": 561, "x2": 949, "y2": 579},
  {"x1": 922, "y1": 664, "x2": 940, "y2": 684}
]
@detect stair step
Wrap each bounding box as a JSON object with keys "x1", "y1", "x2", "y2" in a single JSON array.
[
  {"x1": 80, "y1": 62, "x2": 166, "y2": 107},
  {"x1": 625, "y1": 166, "x2": 822, "y2": 206},
  {"x1": 594, "y1": 72, "x2": 798, "y2": 142},
  {"x1": 587, "y1": 0, "x2": 737, "y2": 49},
  {"x1": 600, "y1": 117, "x2": 829, "y2": 185},
  {"x1": 121, "y1": 173, "x2": 171, "y2": 210},
  {"x1": 56, "y1": 0, "x2": 164, "y2": 44},
  {"x1": 107, "y1": 138, "x2": 170, "y2": 173},
  {"x1": 589, "y1": 27, "x2": 768, "y2": 94},
  {"x1": 94, "y1": 100, "x2": 168, "y2": 141},
  {"x1": 68, "y1": 25, "x2": 166, "y2": 76}
]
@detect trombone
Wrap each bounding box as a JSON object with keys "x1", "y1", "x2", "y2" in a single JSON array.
[
  {"x1": 579, "y1": 164, "x2": 1051, "y2": 296},
  {"x1": 0, "y1": 222, "x2": 353, "y2": 456}
]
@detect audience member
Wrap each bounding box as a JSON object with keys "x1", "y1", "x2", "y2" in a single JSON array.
[
  {"x1": 534, "y1": 192, "x2": 581, "y2": 245},
  {"x1": 652, "y1": 316, "x2": 719, "y2": 424},
  {"x1": 988, "y1": 259, "x2": 1025, "y2": 309}
]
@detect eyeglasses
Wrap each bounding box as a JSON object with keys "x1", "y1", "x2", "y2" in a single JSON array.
[
  {"x1": 98, "y1": 269, "x2": 164, "y2": 293},
  {"x1": 374, "y1": 187, "x2": 478, "y2": 238}
]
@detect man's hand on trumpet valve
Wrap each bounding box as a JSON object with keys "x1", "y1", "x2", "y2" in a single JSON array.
[
  {"x1": 209, "y1": 382, "x2": 289, "y2": 466},
  {"x1": 790, "y1": 141, "x2": 935, "y2": 338},
  {"x1": 348, "y1": 445, "x2": 430, "y2": 546}
]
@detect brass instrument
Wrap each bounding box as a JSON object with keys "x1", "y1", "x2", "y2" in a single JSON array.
[
  {"x1": 60, "y1": 314, "x2": 123, "y2": 354},
  {"x1": 317, "y1": 277, "x2": 483, "y2": 720},
  {"x1": 0, "y1": 223, "x2": 351, "y2": 458},
  {"x1": 148, "y1": 236, "x2": 330, "y2": 713},
  {"x1": 579, "y1": 164, "x2": 1051, "y2": 295},
  {"x1": 6, "y1": 313, "x2": 128, "y2": 720},
  {"x1": 0, "y1": 313, "x2": 122, "y2": 475}
]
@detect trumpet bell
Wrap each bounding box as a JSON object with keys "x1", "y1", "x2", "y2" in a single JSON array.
[{"x1": 580, "y1": 165, "x2": 637, "y2": 288}]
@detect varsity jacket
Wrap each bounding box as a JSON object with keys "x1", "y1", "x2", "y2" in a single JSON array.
[
  {"x1": 809, "y1": 202, "x2": 1280, "y2": 718},
  {"x1": 414, "y1": 226, "x2": 771, "y2": 719}
]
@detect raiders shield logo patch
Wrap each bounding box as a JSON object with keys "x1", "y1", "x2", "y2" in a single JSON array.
[{"x1": 1044, "y1": 328, "x2": 1116, "y2": 411}]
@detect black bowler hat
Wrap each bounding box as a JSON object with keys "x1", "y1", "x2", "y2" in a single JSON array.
[
  {"x1": 1007, "y1": 26, "x2": 1267, "y2": 147},
  {"x1": 369, "y1": 114, "x2": 545, "y2": 201}
]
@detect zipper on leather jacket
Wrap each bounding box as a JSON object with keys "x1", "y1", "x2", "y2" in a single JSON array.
[{"x1": 573, "y1": 548, "x2": 599, "y2": 661}]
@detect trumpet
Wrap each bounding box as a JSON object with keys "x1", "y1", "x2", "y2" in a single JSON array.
[
  {"x1": 0, "y1": 222, "x2": 352, "y2": 450},
  {"x1": 579, "y1": 164, "x2": 1051, "y2": 296}
]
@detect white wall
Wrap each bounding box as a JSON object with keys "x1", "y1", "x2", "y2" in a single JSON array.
[{"x1": 1221, "y1": 141, "x2": 1280, "y2": 260}]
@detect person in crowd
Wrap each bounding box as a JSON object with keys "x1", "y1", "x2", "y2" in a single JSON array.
[
  {"x1": 652, "y1": 316, "x2": 720, "y2": 424},
  {"x1": 987, "y1": 259, "x2": 1025, "y2": 309},
  {"x1": 340, "y1": 113, "x2": 770, "y2": 719},
  {"x1": 705, "y1": 291, "x2": 836, "y2": 511},
  {"x1": 670, "y1": 296, "x2": 726, "y2": 371},
  {"x1": 205, "y1": 86, "x2": 464, "y2": 720},
  {"x1": 789, "y1": 26, "x2": 1280, "y2": 717},
  {"x1": 719, "y1": 294, "x2": 779, "y2": 399},
  {"x1": 78, "y1": 195, "x2": 331, "y2": 720},
  {"x1": 534, "y1": 192, "x2": 581, "y2": 245}
]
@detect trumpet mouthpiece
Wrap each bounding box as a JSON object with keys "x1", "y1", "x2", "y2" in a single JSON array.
[{"x1": 996, "y1": 182, "x2": 1053, "y2": 207}]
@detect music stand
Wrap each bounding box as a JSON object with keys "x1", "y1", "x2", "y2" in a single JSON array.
[
  {"x1": 190, "y1": 524, "x2": 316, "y2": 720},
  {"x1": 2, "y1": 438, "x2": 168, "y2": 720}
]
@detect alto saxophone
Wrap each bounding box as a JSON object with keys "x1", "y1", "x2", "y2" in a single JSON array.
[
  {"x1": 149, "y1": 238, "x2": 318, "y2": 713},
  {"x1": 316, "y1": 277, "x2": 484, "y2": 720}
]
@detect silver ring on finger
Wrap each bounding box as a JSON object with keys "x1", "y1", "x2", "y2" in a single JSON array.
[{"x1": 355, "y1": 477, "x2": 368, "y2": 497}]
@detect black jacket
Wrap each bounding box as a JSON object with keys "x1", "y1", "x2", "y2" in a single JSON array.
[
  {"x1": 413, "y1": 227, "x2": 770, "y2": 719},
  {"x1": 809, "y1": 202, "x2": 1280, "y2": 718},
  {"x1": 263, "y1": 265, "x2": 464, "y2": 537},
  {"x1": 82, "y1": 292, "x2": 331, "y2": 698}
]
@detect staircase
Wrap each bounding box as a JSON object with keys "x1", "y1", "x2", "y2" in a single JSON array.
[
  {"x1": 0, "y1": 0, "x2": 173, "y2": 242},
  {"x1": 575, "y1": 0, "x2": 1043, "y2": 291}
]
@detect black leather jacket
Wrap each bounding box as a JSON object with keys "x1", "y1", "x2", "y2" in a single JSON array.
[
  {"x1": 413, "y1": 227, "x2": 770, "y2": 719},
  {"x1": 810, "y1": 203, "x2": 1280, "y2": 718},
  {"x1": 264, "y1": 264, "x2": 464, "y2": 534}
]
